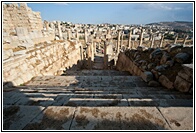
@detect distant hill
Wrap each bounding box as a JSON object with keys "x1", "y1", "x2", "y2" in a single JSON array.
[{"x1": 146, "y1": 21, "x2": 193, "y2": 31}]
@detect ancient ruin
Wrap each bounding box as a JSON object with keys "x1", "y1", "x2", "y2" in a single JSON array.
[{"x1": 3, "y1": 3, "x2": 193, "y2": 131}]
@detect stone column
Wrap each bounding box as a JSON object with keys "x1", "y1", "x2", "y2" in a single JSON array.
[
  {"x1": 57, "y1": 21, "x2": 62, "y2": 39},
  {"x1": 94, "y1": 42, "x2": 97, "y2": 55},
  {"x1": 104, "y1": 41, "x2": 108, "y2": 69},
  {"x1": 98, "y1": 42, "x2": 100, "y2": 49},
  {"x1": 117, "y1": 30, "x2": 121, "y2": 54},
  {"x1": 132, "y1": 41, "x2": 135, "y2": 49},
  {"x1": 84, "y1": 29, "x2": 87, "y2": 44},
  {"x1": 68, "y1": 30, "x2": 71, "y2": 40},
  {"x1": 128, "y1": 30, "x2": 132, "y2": 49},
  {"x1": 86, "y1": 43, "x2": 91, "y2": 59},
  {"x1": 150, "y1": 35, "x2": 154, "y2": 48},
  {"x1": 91, "y1": 42, "x2": 94, "y2": 61},
  {"x1": 139, "y1": 29, "x2": 144, "y2": 46},
  {"x1": 120, "y1": 31, "x2": 124, "y2": 49},
  {"x1": 149, "y1": 29, "x2": 153, "y2": 41},
  {"x1": 76, "y1": 29, "x2": 79, "y2": 41},
  {"x1": 183, "y1": 35, "x2": 189, "y2": 46},
  {"x1": 174, "y1": 33, "x2": 178, "y2": 44},
  {"x1": 159, "y1": 34, "x2": 164, "y2": 47},
  {"x1": 80, "y1": 44, "x2": 83, "y2": 60},
  {"x1": 86, "y1": 43, "x2": 92, "y2": 69}
]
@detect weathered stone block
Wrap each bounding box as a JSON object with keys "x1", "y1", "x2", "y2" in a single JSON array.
[
  {"x1": 158, "y1": 75, "x2": 174, "y2": 89},
  {"x1": 160, "y1": 53, "x2": 171, "y2": 64},
  {"x1": 141, "y1": 71, "x2": 153, "y2": 82},
  {"x1": 165, "y1": 60, "x2": 174, "y2": 67},
  {"x1": 174, "y1": 75, "x2": 192, "y2": 92},
  {"x1": 155, "y1": 65, "x2": 166, "y2": 72},
  {"x1": 148, "y1": 80, "x2": 160, "y2": 87},
  {"x1": 167, "y1": 44, "x2": 182, "y2": 53},
  {"x1": 15, "y1": 27, "x2": 28, "y2": 37},
  {"x1": 13, "y1": 49, "x2": 26, "y2": 55},
  {"x1": 174, "y1": 53, "x2": 189, "y2": 64},
  {"x1": 147, "y1": 63, "x2": 156, "y2": 70},
  {"x1": 178, "y1": 69, "x2": 193, "y2": 83},
  {"x1": 150, "y1": 48, "x2": 162, "y2": 60},
  {"x1": 3, "y1": 49, "x2": 13, "y2": 60}
]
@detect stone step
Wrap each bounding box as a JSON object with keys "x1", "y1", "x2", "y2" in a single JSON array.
[
  {"x1": 18, "y1": 86, "x2": 187, "y2": 97},
  {"x1": 4, "y1": 85, "x2": 192, "y2": 107},
  {"x1": 92, "y1": 64, "x2": 104, "y2": 70},
  {"x1": 63, "y1": 98, "x2": 193, "y2": 107},
  {"x1": 4, "y1": 85, "x2": 191, "y2": 101},
  {"x1": 128, "y1": 98, "x2": 193, "y2": 107},
  {"x1": 26, "y1": 75, "x2": 143, "y2": 87},
  {"x1": 4, "y1": 105, "x2": 193, "y2": 130}
]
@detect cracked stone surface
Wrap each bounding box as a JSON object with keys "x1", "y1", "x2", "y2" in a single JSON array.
[{"x1": 70, "y1": 107, "x2": 170, "y2": 130}]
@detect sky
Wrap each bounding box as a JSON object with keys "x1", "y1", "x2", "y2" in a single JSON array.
[{"x1": 26, "y1": 2, "x2": 193, "y2": 25}]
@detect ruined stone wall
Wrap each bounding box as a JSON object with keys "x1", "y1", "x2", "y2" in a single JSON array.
[
  {"x1": 116, "y1": 45, "x2": 193, "y2": 93},
  {"x1": 3, "y1": 3, "x2": 55, "y2": 60},
  {"x1": 3, "y1": 40, "x2": 81, "y2": 86},
  {"x1": 3, "y1": 3, "x2": 42, "y2": 33}
]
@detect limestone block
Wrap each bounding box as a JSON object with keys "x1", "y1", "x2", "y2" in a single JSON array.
[
  {"x1": 182, "y1": 64, "x2": 193, "y2": 81},
  {"x1": 165, "y1": 60, "x2": 174, "y2": 67},
  {"x1": 25, "y1": 39, "x2": 34, "y2": 45},
  {"x1": 167, "y1": 44, "x2": 182, "y2": 53},
  {"x1": 21, "y1": 62, "x2": 29, "y2": 71},
  {"x1": 3, "y1": 49, "x2": 13, "y2": 60},
  {"x1": 19, "y1": 43, "x2": 33, "y2": 48},
  {"x1": 3, "y1": 43, "x2": 17, "y2": 50},
  {"x1": 13, "y1": 49, "x2": 26, "y2": 55},
  {"x1": 178, "y1": 69, "x2": 193, "y2": 83},
  {"x1": 160, "y1": 53, "x2": 171, "y2": 64},
  {"x1": 147, "y1": 63, "x2": 156, "y2": 70},
  {"x1": 148, "y1": 80, "x2": 160, "y2": 87},
  {"x1": 158, "y1": 75, "x2": 174, "y2": 89},
  {"x1": 12, "y1": 77, "x2": 24, "y2": 86},
  {"x1": 150, "y1": 48, "x2": 162, "y2": 60},
  {"x1": 36, "y1": 62, "x2": 45, "y2": 70},
  {"x1": 174, "y1": 75, "x2": 192, "y2": 92},
  {"x1": 174, "y1": 53, "x2": 189, "y2": 64},
  {"x1": 155, "y1": 65, "x2": 166, "y2": 72},
  {"x1": 29, "y1": 32, "x2": 36, "y2": 39},
  {"x1": 141, "y1": 71, "x2": 153, "y2": 82},
  {"x1": 16, "y1": 27, "x2": 28, "y2": 37},
  {"x1": 3, "y1": 36, "x2": 12, "y2": 43}
]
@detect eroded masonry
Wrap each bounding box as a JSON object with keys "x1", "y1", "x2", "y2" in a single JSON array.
[{"x1": 3, "y1": 3, "x2": 193, "y2": 130}]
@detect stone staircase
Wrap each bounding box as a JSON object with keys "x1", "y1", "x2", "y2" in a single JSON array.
[
  {"x1": 92, "y1": 54, "x2": 104, "y2": 70},
  {"x1": 3, "y1": 69, "x2": 193, "y2": 130}
]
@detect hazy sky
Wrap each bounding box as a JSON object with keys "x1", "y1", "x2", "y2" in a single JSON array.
[{"x1": 27, "y1": 2, "x2": 193, "y2": 25}]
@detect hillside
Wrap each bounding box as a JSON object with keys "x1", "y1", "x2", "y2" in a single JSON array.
[{"x1": 147, "y1": 21, "x2": 193, "y2": 31}]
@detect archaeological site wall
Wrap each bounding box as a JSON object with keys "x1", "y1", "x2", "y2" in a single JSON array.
[
  {"x1": 3, "y1": 3, "x2": 42, "y2": 33},
  {"x1": 3, "y1": 3, "x2": 82, "y2": 87},
  {"x1": 3, "y1": 3, "x2": 55, "y2": 55},
  {"x1": 3, "y1": 40, "x2": 81, "y2": 87},
  {"x1": 116, "y1": 45, "x2": 193, "y2": 93}
]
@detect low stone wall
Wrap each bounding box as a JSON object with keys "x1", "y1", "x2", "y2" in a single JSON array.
[
  {"x1": 116, "y1": 44, "x2": 193, "y2": 93},
  {"x1": 3, "y1": 40, "x2": 81, "y2": 87}
]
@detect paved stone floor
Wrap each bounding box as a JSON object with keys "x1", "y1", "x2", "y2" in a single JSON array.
[{"x1": 3, "y1": 70, "x2": 193, "y2": 130}]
